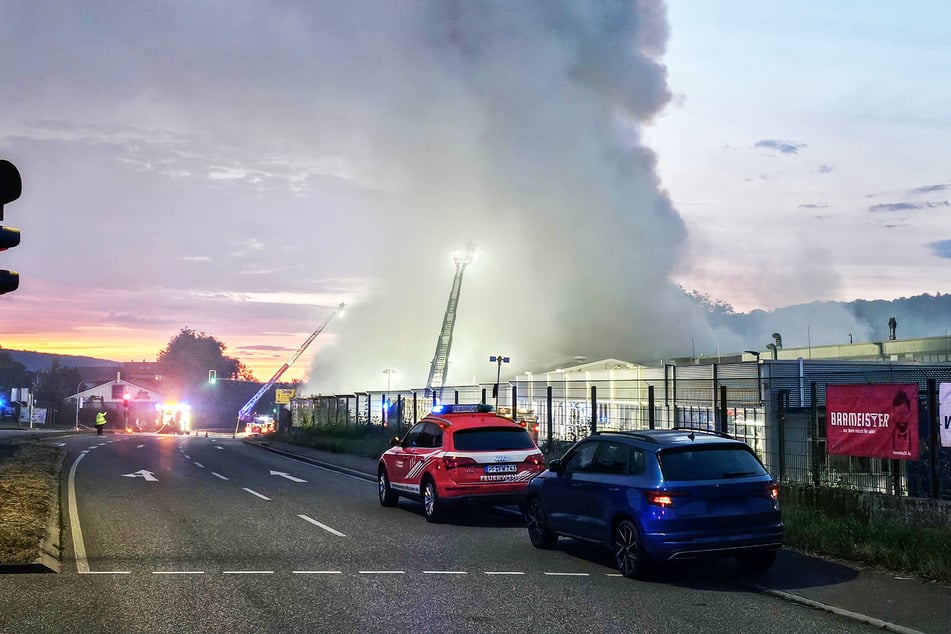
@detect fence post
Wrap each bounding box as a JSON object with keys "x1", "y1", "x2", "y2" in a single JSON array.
[
  {"x1": 481, "y1": 388, "x2": 486, "y2": 405},
  {"x1": 546, "y1": 386, "x2": 553, "y2": 448},
  {"x1": 777, "y1": 390, "x2": 787, "y2": 482},
  {"x1": 928, "y1": 379, "x2": 939, "y2": 499},
  {"x1": 413, "y1": 392, "x2": 418, "y2": 424},
  {"x1": 455, "y1": 390, "x2": 460, "y2": 405},
  {"x1": 648, "y1": 385, "x2": 655, "y2": 430},
  {"x1": 811, "y1": 382, "x2": 821, "y2": 487},
  {"x1": 512, "y1": 385, "x2": 517, "y2": 414},
  {"x1": 590, "y1": 385, "x2": 598, "y2": 435},
  {"x1": 718, "y1": 385, "x2": 728, "y2": 434}
]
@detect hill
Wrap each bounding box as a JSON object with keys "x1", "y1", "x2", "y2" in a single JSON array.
[{"x1": 0, "y1": 349, "x2": 120, "y2": 373}]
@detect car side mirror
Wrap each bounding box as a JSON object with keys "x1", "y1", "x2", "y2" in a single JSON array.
[
  {"x1": 390, "y1": 435, "x2": 402, "y2": 447},
  {"x1": 547, "y1": 458, "x2": 561, "y2": 472}
]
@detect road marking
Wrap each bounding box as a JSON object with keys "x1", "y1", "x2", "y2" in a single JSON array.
[
  {"x1": 153, "y1": 571, "x2": 205, "y2": 575},
  {"x1": 298, "y1": 514, "x2": 346, "y2": 537},
  {"x1": 293, "y1": 570, "x2": 342, "y2": 575},
  {"x1": 270, "y1": 470, "x2": 307, "y2": 483},
  {"x1": 484, "y1": 571, "x2": 525, "y2": 575},
  {"x1": 423, "y1": 571, "x2": 467, "y2": 575},
  {"x1": 86, "y1": 571, "x2": 131, "y2": 575},
  {"x1": 242, "y1": 488, "x2": 271, "y2": 500},
  {"x1": 184, "y1": 454, "x2": 191, "y2": 459},
  {"x1": 223, "y1": 570, "x2": 274, "y2": 575},
  {"x1": 544, "y1": 572, "x2": 589, "y2": 576},
  {"x1": 49, "y1": 442, "x2": 66, "y2": 447},
  {"x1": 212, "y1": 472, "x2": 229, "y2": 480},
  {"x1": 215, "y1": 446, "x2": 223, "y2": 450},
  {"x1": 136, "y1": 444, "x2": 145, "y2": 449},
  {"x1": 68, "y1": 452, "x2": 90, "y2": 574},
  {"x1": 122, "y1": 469, "x2": 158, "y2": 481},
  {"x1": 359, "y1": 571, "x2": 404, "y2": 575},
  {"x1": 606, "y1": 573, "x2": 623, "y2": 577},
  {"x1": 194, "y1": 462, "x2": 205, "y2": 468}
]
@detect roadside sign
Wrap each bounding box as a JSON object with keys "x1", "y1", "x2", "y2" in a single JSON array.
[{"x1": 275, "y1": 388, "x2": 296, "y2": 404}]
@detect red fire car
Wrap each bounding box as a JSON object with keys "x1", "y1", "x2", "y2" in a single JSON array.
[{"x1": 377, "y1": 404, "x2": 546, "y2": 522}]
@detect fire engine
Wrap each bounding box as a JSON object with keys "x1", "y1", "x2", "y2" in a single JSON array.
[
  {"x1": 156, "y1": 402, "x2": 192, "y2": 435},
  {"x1": 496, "y1": 406, "x2": 540, "y2": 443}
]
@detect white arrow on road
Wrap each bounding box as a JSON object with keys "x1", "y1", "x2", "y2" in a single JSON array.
[
  {"x1": 270, "y1": 470, "x2": 307, "y2": 483},
  {"x1": 122, "y1": 470, "x2": 158, "y2": 482}
]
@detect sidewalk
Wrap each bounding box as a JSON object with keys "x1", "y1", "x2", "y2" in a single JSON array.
[{"x1": 246, "y1": 437, "x2": 951, "y2": 634}]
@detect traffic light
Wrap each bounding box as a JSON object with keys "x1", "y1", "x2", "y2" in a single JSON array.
[
  {"x1": 0, "y1": 159, "x2": 22, "y2": 295},
  {"x1": 208, "y1": 369, "x2": 217, "y2": 384},
  {"x1": 123, "y1": 393, "x2": 131, "y2": 409}
]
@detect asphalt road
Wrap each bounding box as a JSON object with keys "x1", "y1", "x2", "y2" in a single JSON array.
[{"x1": 0, "y1": 433, "x2": 898, "y2": 633}]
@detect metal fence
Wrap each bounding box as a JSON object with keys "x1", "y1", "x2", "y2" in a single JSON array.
[{"x1": 290, "y1": 360, "x2": 951, "y2": 500}]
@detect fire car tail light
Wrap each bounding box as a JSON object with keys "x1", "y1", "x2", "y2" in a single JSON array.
[
  {"x1": 522, "y1": 453, "x2": 545, "y2": 467},
  {"x1": 646, "y1": 490, "x2": 687, "y2": 508},
  {"x1": 443, "y1": 456, "x2": 477, "y2": 470}
]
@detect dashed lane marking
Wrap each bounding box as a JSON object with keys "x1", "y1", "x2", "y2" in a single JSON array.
[
  {"x1": 152, "y1": 571, "x2": 205, "y2": 575},
  {"x1": 223, "y1": 571, "x2": 274, "y2": 575},
  {"x1": 423, "y1": 571, "x2": 467, "y2": 575},
  {"x1": 293, "y1": 571, "x2": 343, "y2": 575},
  {"x1": 298, "y1": 514, "x2": 346, "y2": 537},
  {"x1": 544, "y1": 572, "x2": 590, "y2": 576},
  {"x1": 358, "y1": 571, "x2": 405, "y2": 575},
  {"x1": 86, "y1": 571, "x2": 131, "y2": 575},
  {"x1": 211, "y1": 472, "x2": 229, "y2": 480},
  {"x1": 194, "y1": 462, "x2": 205, "y2": 468},
  {"x1": 484, "y1": 571, "x2": 525, "y2": 575},
  {"x1": 242, "y1": 488, "x2": 271, "y2": 501}
]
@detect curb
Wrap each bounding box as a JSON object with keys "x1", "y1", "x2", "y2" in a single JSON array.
[
  {"x1": 0, "y1": 441, "x2": 66, "y2": 574},
  {"x1": 243, "y1": 439, "x2": 377, "y2": 483},
  {"x1": 750, "y1": 585, "x2": 926, "y2": 634}
]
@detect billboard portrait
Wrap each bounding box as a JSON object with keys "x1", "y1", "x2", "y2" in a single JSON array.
[
  {"x1": 940, "y1": 383, "x2": 951, "y2": 448},
  {"x1": 826, "y1": 383, "x2": 919, "y2": 460}
]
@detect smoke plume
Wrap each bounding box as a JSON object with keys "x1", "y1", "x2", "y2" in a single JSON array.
[{"x1": 301, "y1": 1, "x2": 718, "y2": 392}]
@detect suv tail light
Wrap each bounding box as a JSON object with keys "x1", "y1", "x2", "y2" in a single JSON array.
[
  {"x1": 522, "y1": 453, "x2": 545, "y2": 467},
  {"x1": 646, "y1": 490, "x2": 687, "y2": 508},
  {"x1": 768, "y1": 481, "x2": 780, "y2": 500},
  {"x1": 443, "y1": 456, "x2": 477, "y2": 470}
]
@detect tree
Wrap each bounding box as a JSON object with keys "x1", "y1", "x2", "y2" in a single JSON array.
[
  {"x1": 0, "y1": 349, "x2": 29, "y2": 392},
  {"x1": 157, "y1": 328, "x2": 254, "y2": 396},
  {"x1": 33, "y1": 360, "x2": 82, "y2": 426}
]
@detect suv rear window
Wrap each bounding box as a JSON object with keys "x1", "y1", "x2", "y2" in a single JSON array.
[
  {"x1": 453, "y1": 427, "x2": 535, "y2": 451},
  {"x1": 658, "y1": 446, "x2": 767, "y2": 481}
]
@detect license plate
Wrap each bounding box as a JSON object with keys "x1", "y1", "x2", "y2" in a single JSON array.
[{"x1": 485, "y1": 464, "x2": 517, "y2": 474}]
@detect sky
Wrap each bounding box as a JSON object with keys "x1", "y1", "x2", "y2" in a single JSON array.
[{"x1": 1, "y1": 1, "x2": 950, "y2": 393}]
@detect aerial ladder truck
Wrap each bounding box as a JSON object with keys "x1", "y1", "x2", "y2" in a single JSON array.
[
  {"x1": 425, "y1": 243, "x2": 474, "y2": 402},
  {"x1": 233, "y1": 302, "x2": 345, "y2": 437}
]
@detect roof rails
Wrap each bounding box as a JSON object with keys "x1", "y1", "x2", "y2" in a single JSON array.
[
  {"x1": 595, "y1": 428, "x2": 735, "y2": 442},
  {"x1": 670, "y1": 426, "x2": 735, "y2": 440}
]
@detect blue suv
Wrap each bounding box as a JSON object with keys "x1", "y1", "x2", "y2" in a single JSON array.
[{"x1": 524, "y1": 429, "x2": 783, "y2": 578}]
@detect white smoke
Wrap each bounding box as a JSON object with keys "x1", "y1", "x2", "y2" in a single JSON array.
[{"x1": 299, "y1": 0, "x2": 719, "y2": 393}]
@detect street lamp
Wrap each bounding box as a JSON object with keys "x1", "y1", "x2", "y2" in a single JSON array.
[
  {"x1": 489, "y1": 354, "x2": 510, "y2": 408},
  {"x1": 74, "y1": 380, "x2": 87, "y2": 431},
  {"x1": 382, "y1": 368, "x2": 395, "y2": 393},
  {"x1": 745, "y1": 351, "x2": 762, "y2": 404}
]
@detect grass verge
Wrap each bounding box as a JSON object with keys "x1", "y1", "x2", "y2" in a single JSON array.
[
  {"x1": 782, "y1": 505, "x2": 951, "y2": 584},
  {"x1": 0, "y1": 438, "x2": 63, "y2": 565}
]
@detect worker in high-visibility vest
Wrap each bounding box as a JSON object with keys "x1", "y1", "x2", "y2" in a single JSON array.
[{"x1": 95, "y1": 410, "x2": 107, "y2": 435}]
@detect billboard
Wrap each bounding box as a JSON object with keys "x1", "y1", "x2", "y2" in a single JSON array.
[
  {"x1": 826, "y1": 383, "x2": 919, "y2": 460},
  {"x1": 940, "y1": 383, "x2": 951, "y2": 448}
]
